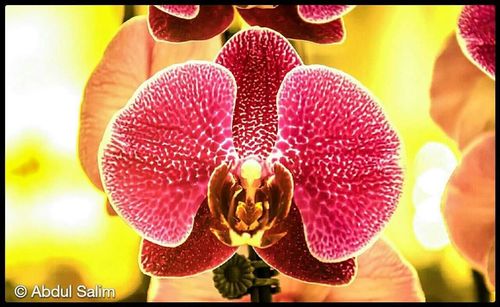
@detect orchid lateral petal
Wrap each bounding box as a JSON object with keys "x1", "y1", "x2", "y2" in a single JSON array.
[
  {"x1": 430, "y1": 34, "x2": 495, "y2": 150},
  {"x1": 155, "y1": 5, "x2": 200, "y2": 19},
  {"x1": 297, "y1": 5, "x2": 355, "y2": 24},
  {"x1": 215, "y1": 27, "x2": 302, "y2": 160},
  {"x1": 237, "y1": 6, "x2": 345, "y2": 44},
  {"x1": 140, "y1": 201, "x2": 237, "y2": 277},
  {"x1": 99, "y1": 62, "x2": 237, "y2": 247},
  {"x1": 79, "y1": 16, "x2": 222, "y2": 192},
  {"x1": 457, "y1": 5, "x2": 495, "y2": 79},
  {"x1": 255, "y1": 202, "x2": 357, "y2": 286},
  {"x1": 274, "y1": 65, "x2": 403, "y2": 262},
  {"x1": 148, "y1": 5, "x2": 234, "y2": 42},
  {"x1": 443, "y1": 132, "x2": 495, "y2": 276}
]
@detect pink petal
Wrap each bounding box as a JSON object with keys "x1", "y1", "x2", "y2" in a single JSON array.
[
  {"x1": 457, "y1": 5, "x2": 496, "y2": 79},
  {"x1": 148, "y1": 5, "x2": 234, "y2": 42},
  {"x1": 140, "y1": 201, "x2": 237, "y2": 277},
  {"x1": 443, "y1": 132, "x2": 495, "y2": 274},
  {"x1": 99, "y1": 62, "x2": 237, "y2": 246},
  {"x1": 155, "y1": 5, "x2": 200, "y2": 19},
  {"x1": 214, "y1": 27, "x2": 302, "y2": 160},
  {"x1": 78, "y1": 16, "x2": 222, "y2": 192},
  {"x1": 238, "y1": 6, "x2": 345, "y2": 44},
  {"x1": 274, "y1": 66, "x2": 403, "y2": 262},
  {"x1": 297, "y1": 5, "x2": 355, "y2": 24},
  {"x1": 325, "y1": 239, "x2": 425, "y2": 302},
  {"x1": 255, "y1": 202, "x2": 357, "y2": 286},
  {"x1": 430, "y1": 34, "x2": 495, "y2": 150},
  {"x1": 148, "y1": 270, "x2": 247, "y2": 302}
]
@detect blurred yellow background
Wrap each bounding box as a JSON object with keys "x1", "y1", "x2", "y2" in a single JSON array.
[{"x1": 4, "y1": 5, "x2": 490, "y2": 302}]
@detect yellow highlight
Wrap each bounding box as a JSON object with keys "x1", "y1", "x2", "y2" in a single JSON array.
[
  {"x1": 240, "y1": 159, "x2": 262, "y2": 181},
  {"x1": 229, "y1": 229, "x2": 265, "y2": 247}
]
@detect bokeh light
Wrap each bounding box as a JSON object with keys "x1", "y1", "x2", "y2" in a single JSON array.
[{"x1": 412, "y1": 142, "x2": 458, "y2": 251}]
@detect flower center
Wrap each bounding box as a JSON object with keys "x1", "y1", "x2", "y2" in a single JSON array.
[{"x1": 207, "y1": 158, "x2": 293, "y2": 248}]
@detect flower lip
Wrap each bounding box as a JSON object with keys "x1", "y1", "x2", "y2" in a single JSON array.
[{"x1": 207, "y1": 161, "x2": 294, "y2": 249}]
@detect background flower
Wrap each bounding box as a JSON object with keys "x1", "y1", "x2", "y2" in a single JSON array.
[
  {"x1": 149, "y1": 5, "x2": 354, "y2": 43},
  {"x1": 429, "y1": 4, "x2": 495, "y2": 293}
]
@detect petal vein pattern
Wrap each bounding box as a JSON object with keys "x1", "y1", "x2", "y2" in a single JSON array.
[
  {"x1": 297, "y1": 5, "x2": 355, "y2": 24},
  {"x1": 215, "y1": 27, "x2": 302, "y2": 160},
  {"x1": 457, "y1": 5, "x2": 496, "y2": 79},
  {"x1": 273, "y1": 66, "x2": 403, "y2": 262},
  {"x1": 99, "y1": 62, "x2": 237, "y2": 247},
  {"x1": 155, "y1": 5, "x2": 200, "y2": 19}
]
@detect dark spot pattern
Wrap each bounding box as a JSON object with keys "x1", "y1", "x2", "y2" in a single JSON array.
[
  {"x1": 215, "y1": 28, "x2": 302, "y2": 161},
  {"x1": 100, "y1": 62, "x2": 237, "y2": 246},
  {"x1": 273, "y1": 66, "x2": 403, "y2": 261}
]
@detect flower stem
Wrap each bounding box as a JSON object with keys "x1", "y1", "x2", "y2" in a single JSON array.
[
  {"x1": 472, "y1": 269, "x2": 490, "y2": 302},
  {"x1": 248, "y1": 246, "x2": 273, "y2": 303}
]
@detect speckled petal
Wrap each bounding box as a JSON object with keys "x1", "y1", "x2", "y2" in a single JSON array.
[
  {"x1": 443, "y1": 132, "x2": 495, "y2": 276},
  {"x1": 140, "y1": 201, "x2": 237, "y2": 277},
  {"x1": 79, "y1": 16, "x2": 222, "y2": 192},
  {"x1": 99, "y1": 62, "x2": 237, "y2": 247},
  {"x1": 297, "y1": 5, "x2": 355, "y2": 24},
  {"x1": 255, "y1": 202, "x2": 357, "y2": 286},
  {"x1": 215, "y1": 27, "x2": 302, "y2": 160},
  {"x1": 155, "y1": 5, "x2": 200, "y2": 19},
  {"x1": 457, "y1": 5, "x2": 495, "y2": 79},
  {"x1": 237, "y1": 6, "x2": 345, "y2": 44},
  {"x1": 148, "y1": 5, "x2": 234, "y2": 42},
  {"x1": 273, "y1": 65, "x2": 403, "y2": 262},
  {"x1": 430, "y1": 34, "x2": 495, "y2": 150}
]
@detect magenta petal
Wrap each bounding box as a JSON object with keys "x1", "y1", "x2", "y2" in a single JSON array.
[
  {"x1": 155, "y1": 5, "x2": 200, "y2": 19},
  {"x1": 255, "y1": 202, "x2": 356, "y2": 286},
  {"x1": 99, "y1": 62, "x2": 237, "y2": 246},
  {"x1": 297, "y1": 5, "x2": 355, "y2": 24},
  {"x1": 457, "y1": 5, "x2": 496, "y2": 79},
  {"x1": 215, "y1": 27, "x2": 302, "y2": 160},
  {"x1": 237, "y1": 6, "x2": 345, "y2": 44},
  {"x1": 274, "y1": 66, "x2": 403, "y2": 262},
  {"x1": 140, "y1": 201, "x2": 237, "y2": 277},
  {"x1": 148, "y1": 5, "x2": 234, "y2": 42}
]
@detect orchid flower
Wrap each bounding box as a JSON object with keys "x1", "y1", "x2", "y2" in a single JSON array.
[
  {"x1": 430, "y1": 5, "x2": 495, "y2": 291},
  {"x1": 95, "y1": 16, "x2": 404, "y2": 290},
  {"x1": 148, "y1": 5, "x2": 355, "y2": 43}
]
